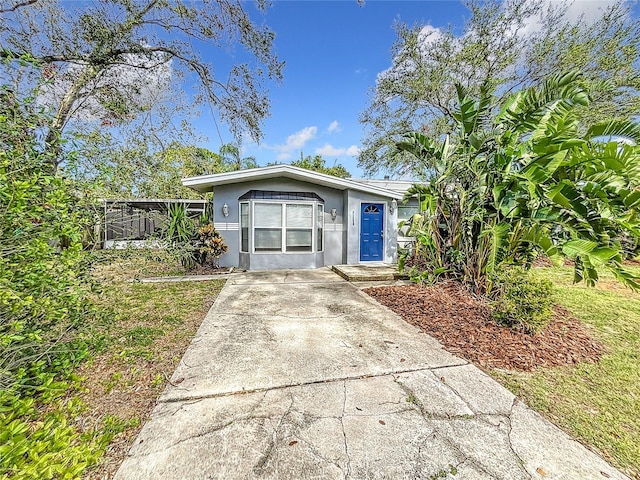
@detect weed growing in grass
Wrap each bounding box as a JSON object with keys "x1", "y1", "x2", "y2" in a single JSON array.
[
  {"x1": 102, "y1": 415, "x2": 140, "y2": 439},
  {"x1": 162, "y1": 315, "x2": 184, "y2": 325},
  {"x1": 151, "y1": 373, "x2": 164, "y2": 388}
]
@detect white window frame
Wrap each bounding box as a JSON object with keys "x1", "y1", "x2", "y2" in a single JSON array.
[
  {"x1": 317, "y1": 204, "x2": 324, "y2": 252},
  {"x1": 239, "y1": 201, "x2": 249, "y2": 253},
  {"x1": 249, "y1": 200, "x2": 324, "y2": 254}
]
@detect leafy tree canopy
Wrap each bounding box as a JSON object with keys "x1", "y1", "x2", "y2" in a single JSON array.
[
  {"x1": 69, "y1": 139, "x2": 259, "y2": 199},
  {"x1": 289, "y1": 153, "x2": 352, "y2": 178},
  {"x1": 360, "y1": 0, "x2": 640, "y2": 177},
  {"x1": 219, "y1": 143, "x2": 258, "y2": 172},
  {"x1": 0, "y1": 0, "x2": 283, "y2": 171}
]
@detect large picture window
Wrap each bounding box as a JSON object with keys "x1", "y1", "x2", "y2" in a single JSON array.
[{"x1": 249, "y1": 200, "x2": 324, "y2": 254}]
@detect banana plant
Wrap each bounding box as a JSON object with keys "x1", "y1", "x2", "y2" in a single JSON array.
[{"x1": 397, "y1": 70, "x2": 640, "y2": 293}]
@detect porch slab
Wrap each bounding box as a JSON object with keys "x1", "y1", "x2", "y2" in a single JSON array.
[{"x1": 332, "y1": 264, "x2": 409, "y2": 282}]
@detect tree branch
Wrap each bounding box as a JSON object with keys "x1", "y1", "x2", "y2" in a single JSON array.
[{"x1": 0, "y1": 0, "x2": 38, "y2": 13}]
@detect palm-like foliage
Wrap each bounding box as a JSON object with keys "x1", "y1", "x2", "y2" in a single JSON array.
[{"x1": 398, "y1": 71, "x2": 640, "y2": 293}]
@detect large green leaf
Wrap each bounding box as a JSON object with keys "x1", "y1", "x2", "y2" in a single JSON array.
[
  {"x1": 479, "y1": 221, "x2": 511, "y2": 275},
  {"x1": 586, "y1": 120, "x2": 640, "y2": 144},
  {"x1": 561, "y1": 239, "x2": 597, "y2": 258}
]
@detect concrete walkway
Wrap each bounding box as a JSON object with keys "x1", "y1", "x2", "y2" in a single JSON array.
[{"x1": 115, "y1": 268, "x2": 627, "y2": 480}]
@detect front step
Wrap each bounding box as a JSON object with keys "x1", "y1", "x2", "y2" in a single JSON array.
[{"x1": 332, "y1": 264, "x2": 409, "y2": 282}]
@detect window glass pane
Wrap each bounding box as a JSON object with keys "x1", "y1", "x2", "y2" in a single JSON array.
[
  {"x1": 398, "y1": 206, "x2": 419, "y2": 221},
  {"x1": 286, "y1": 229, "x2": 312, "y2": 252},
  {"x1": 240, "y1": 203, "x2": 249, "y2": 252},
  {"x1": 286, "y1": 204, "x2": 312, "y2": 228},
  {"x1": 317, "y1": 205, "x2": 323, "y2": 251},
  {"x1": 255, "y1": 228, "x2": 282, "y2": 251},
  {"x1": 255, "y1": 203, "x2": 282, "y2": 228}
]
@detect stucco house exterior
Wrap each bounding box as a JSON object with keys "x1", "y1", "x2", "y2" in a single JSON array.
[{"x1": 182, "y1": 165, "x2": 419, "y2": 270}]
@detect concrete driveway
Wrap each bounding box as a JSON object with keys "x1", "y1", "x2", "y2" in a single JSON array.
[{"x1": 115, "y1": 268, "x2": 627, "y2": 480}]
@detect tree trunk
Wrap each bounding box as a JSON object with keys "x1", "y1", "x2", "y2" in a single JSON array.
[{"x1": 45, "y1": 65, "x2": 98, "y2": 173}]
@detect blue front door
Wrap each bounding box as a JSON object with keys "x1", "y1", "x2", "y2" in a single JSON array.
[{"x1": 360, "y1": 203, "x2": 384, "y2": 261}]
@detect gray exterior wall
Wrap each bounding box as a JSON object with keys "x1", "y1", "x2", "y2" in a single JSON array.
[
  {"x1": 212, "y1": 178, "x2": 345, "y2": 269},
  {"x1": 209, "y1": 176, "x2": 399, "y2": 270}
]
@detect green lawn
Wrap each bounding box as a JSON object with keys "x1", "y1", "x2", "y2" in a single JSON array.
[
  {"x1": 492, "y1": 266, "x2": 640, "y2": 478},
  {"x1": 80, "y1": 250, "x2": 226, "y2": 477}
]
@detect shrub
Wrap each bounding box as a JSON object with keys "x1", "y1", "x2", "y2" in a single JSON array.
[
  {"x1": 196, "y1": 224, "x2": 228, "y2": 267},
  {"x1": 0, "y1": 81, "x2": 106, "y2": 479},
  {"x1": 489, "y1": 266, "x2": 554, "y2": 334},
  {"x1": 164, "y1": 205, "x2": 228, "y2": 270},
  {"x1": 164, "y1": 203, "x2": 198, "y2": 269},
  {"x1": 0, "y1": 86, "x2": 96, "y2": 392}
]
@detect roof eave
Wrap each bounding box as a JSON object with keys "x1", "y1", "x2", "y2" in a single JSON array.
[{"x1": 181, "y1": 166, "x2": 404, "y2": 199}]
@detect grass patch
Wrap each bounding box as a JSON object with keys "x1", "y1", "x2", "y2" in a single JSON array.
[
  {"x1": 74, "y1": 251, "x2": 225, "y2": 478},
  {"x1": 90, "y1": 248, "x2": 192, "y2": 282},
  {"x1": 492, "y1": 266, "x2": 640, "y2": 478}
]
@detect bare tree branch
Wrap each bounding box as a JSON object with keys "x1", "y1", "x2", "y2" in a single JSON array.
[{"x1": 0, "y1": 0, "x2": 38, "y2": 14}]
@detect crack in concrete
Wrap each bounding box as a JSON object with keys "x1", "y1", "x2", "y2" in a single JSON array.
[
  {"x1": 295, "y1": 436, "x2": 346, "y2": 474},
  {"x1": 212, "y1": 311, "x2": 371, "y2": 319},
  {"x1": 253, "y1": 394, "x2": 295, "y2": 476},
  {"x1": 227, "y1": 280, "x2": 348, "y2": 287},
  {"x1": 343, "y1": 408, "x2": 416, "y2": 419},
  {"x1": 392, "y1": 375, "x2": 425, "y2": 415},
  {"x1": 428, "y1": 412, "x2": 529, "y2": 480},
  {"x1": 439, "y1": 433, "x2": 500, "y2": 480},
  {"x1": 406, "y1": 385, "x2": 502, "y2": 480},
  {"x1": 169, "y1": 419, "x2": 235, "y2": 449},
  {"x1": 161, "y1": 363, "x2": 468, "y2": 403},
  {"x1": 426, "y1": 369, "x2": 477, "y2": 416},
  {"x1": 504, "y1": 397, "x2": 533, "y2": 480},
  {"x1": 341, "y1": 381, "x2": 352, "y2": 479}
]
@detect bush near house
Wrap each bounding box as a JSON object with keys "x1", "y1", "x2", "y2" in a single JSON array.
[
  {"x1": 489, "y1": 266, "x2": 554, "y2": 334},
  {"x1": 0, "y1": 86, "x2": 110, "y2": 478},
  {"x1": 164, "y1": 204, "x2": 228, "y2": 270},
  {"x1": 398, "y1": 71, "x2": 640, "y2": 322}
]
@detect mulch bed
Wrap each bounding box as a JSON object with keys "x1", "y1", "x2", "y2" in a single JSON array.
[{"x1": 364, "y1": 282, "x2": 605, "y2": 372}]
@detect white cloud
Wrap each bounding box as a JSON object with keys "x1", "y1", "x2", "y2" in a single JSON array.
[
  {"x1": 502, "y1": 0, "x2": 621, "y2": 39},
  {"x1": 345, "y1": 145, "x2": 361, "y2": 156},
  {"x1": 315, "y1": 144, "x2": 361, "y2": 157},
  {"x1": 274, "y1": 126, "x2": 317, "y2": 161},
  {"x1": 418, "y1": 25, "x2": 444, "y2": 48},
  {"x1": 327, "y1": 120, "x2": 340, "y2": 133}
]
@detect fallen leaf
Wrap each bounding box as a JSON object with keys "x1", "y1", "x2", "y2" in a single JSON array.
[
  {"x1": 174, "y1": 377, "x2": 184, "y2": 384},
  {"x1": 288, "y1": 440, "x2": 298, "y2": 446},
  {"x1": 536, "y1": 467, "x2": 546, "y2": 477},
  {"x1": 378, "y1": 420, "x2": 385, "y2": 425},
  {"x1": 400, "y1": 358, "x2": 406, "y2": 362}
]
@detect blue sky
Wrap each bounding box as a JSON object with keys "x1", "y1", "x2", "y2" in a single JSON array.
[
  {"x1": 195, "y1": 1, "x2": 469, "y2": 177},
  {"x1": 192, "y1": 0, "x2": 638, "y2": 178}
]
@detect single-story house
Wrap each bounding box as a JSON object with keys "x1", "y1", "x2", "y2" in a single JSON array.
[{"x1": 182, "y1": 165, "x2": 420, "y2": 270}]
